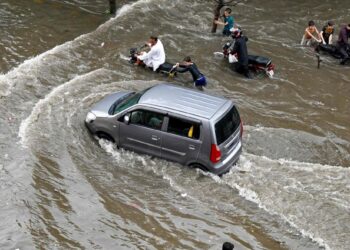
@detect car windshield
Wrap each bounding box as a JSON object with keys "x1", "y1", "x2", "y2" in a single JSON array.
[
  {"x1": 112, "y1": 89, "x2": 147, "y2": 115},
  {"x1": 215, "y1": 106, "x2": 241, "y2": 145}
]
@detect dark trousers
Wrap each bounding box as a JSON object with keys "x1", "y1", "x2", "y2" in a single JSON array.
[
  {"x1": 338, "y1": 44, "x2": 349, "y2": 64},
  {"x1": 235, "y1": 63, "x2": 251, "y2": 78},
  {"x1": 323, "y1": 35, "x2": 330, "y2": 45},
  {"x1": 223, "y1": 30, "x2": 231, "y2": 36}
]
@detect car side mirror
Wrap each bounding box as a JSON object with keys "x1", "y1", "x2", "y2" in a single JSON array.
[{"x1": 123, "y1": 114, "x2": 130, "y2": 125}]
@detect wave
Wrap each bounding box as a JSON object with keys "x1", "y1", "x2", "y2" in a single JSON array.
[
  {"x1": 18, "y1": 68, "x2": 110, "y2": 146},
  {"x1": 0, "y1": 33, "x2": 88, "y2": 97},
  {"x1": 0, "y1": 0, "x2": 152, "y2": 98},
  {"x1": 101, "y1": 130, "x2": 348, "y2": 250},
  {"x1": 5, "y1": 1, "x2": 350, "y2": 249},
  {"x1": 221, "y1": 152, "x2": 350, "y2": 250},
  {"x1": 97, "y1": 126, "x2": 348, "y2": 250}
]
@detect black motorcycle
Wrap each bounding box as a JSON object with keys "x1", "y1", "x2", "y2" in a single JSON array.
[
  {"x1": 315, "y1": 43, "x2": 350, "y2": 64},
  {"x1": 129, "y1": 47, "x2": 177, "y2": 76},
  {"x1": 217, "y1": 40, "x2": 275, "y2": 78}
]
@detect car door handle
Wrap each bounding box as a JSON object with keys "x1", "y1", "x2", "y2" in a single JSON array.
[
  {"x1": 151, "y1": 135, "x2": 159, "y2": 141},
  {"x1": 189, "y1": 145, "x2": 196, "y2": 150}
]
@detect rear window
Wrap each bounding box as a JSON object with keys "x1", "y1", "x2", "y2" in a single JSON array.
[{"x1": 215, "y1": 106, "x2": 241, "y2": 145}]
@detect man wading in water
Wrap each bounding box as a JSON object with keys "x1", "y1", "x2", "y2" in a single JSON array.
[
  {"x1": 301, "y1": 20, "x2": 322, "y2": 46},
  {"x1": 337, "y1": 23, "x2": 350, "y2": 65},
  {"x1": 320, "y1": 21, "x2": 335, "y2": 45},
  {"x1": 174, "y1": 56, "x2": 207, "y2": 90},
  {"x1": 214, "y1": 8, "x2": 234, "y2": 36}
]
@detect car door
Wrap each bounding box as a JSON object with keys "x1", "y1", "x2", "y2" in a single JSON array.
[
  {"x1": 161, "y1": 115, "x2": 202, "y2": 165},
  {"x1": 118, "y1": 109, "x2": 165, "y2": 157}
]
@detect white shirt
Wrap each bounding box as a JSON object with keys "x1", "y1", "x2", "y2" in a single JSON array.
[{"x1": 137, "y1": 40, "x2": 166, "y2": 71}]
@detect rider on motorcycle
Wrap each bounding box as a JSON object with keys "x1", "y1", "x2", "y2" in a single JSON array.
[
  {"x1": 229, "y1": 28, "x2": 251, "y2": 78},
  {"x1": 136, "y1": 36, "x2": 166, "y2": 71}
]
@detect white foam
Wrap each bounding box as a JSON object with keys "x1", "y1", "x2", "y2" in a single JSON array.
[
  {"x1": 287, "y1": 218, "x2": 331, "y2": 250},
  {"x1": 219, "y1": 152, "x2": 345, "y2": 250},
  {"x1": 0, "y1": 34, "x2": 87, "y2": 97},
  {"x1": 95, "y1": 0, "x2": 154, "y2": 28},
  {"x1": 99, "y1": 139, "x2": 121, "y2": 159},
  {"x1": 229, "y1": 185, "x2": 332, "y2": 250},
  {"x1": 99, "y1": 137, "x2": 198, "y2": 200},
  {"x1": 119, "y1": 53, "x2": 131, "y2": 61}
]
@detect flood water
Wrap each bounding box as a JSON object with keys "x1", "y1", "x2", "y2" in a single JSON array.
[{"x1": 0, "y1": 0, "x2": 349, "y2": 249}]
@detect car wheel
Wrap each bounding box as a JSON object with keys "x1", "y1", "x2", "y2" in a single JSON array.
[
  {"x1": 97, "y1": 132, "x2": 115, "y2": 142},
  {"x1": 190, "y1": 163, "x2": 208, "y2": 172}
]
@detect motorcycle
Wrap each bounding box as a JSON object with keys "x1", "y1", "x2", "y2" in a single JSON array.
[
  {"x1": 315, "y1": 43, "x2": 350, "y2": 64},
  {"x1": 128, "y1": 47, "x2": 177, "y2": 77},
  {"x1": 216, "y1": 40, "x2": 275, "y2": 78}
]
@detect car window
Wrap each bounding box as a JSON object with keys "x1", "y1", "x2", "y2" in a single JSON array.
[
  {"x1": 130, "y1": 110, "x2": 164, "y2": 130},
  {"x1": 167, "y1": 117, "x2": 200, "y2": 140},
  {"x1": 215, "y1": 106, "x2": 240, "y2": 145},
  {"x1": 112, "y1": 87, "x2": 151, "y2": 115}
]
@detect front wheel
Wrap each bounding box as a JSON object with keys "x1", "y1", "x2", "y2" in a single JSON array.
[
  {"x1": 266, "y1": 69, "x2": 274, "y2": 78},
  {"x1": 96, "y1": 132, "x2": 115, "y2": 142}
]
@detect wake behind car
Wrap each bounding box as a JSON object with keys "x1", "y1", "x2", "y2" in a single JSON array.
[{"x1": 85, "y1": 83, "x2": 243, "y2": 175}]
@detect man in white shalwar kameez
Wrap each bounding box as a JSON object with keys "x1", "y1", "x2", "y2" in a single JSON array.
[{"x1": 137, "y1": 36, "x2": 165, "y2": 71}]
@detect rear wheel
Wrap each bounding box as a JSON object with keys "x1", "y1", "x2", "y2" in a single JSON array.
[
  {"x1": 96, "y1": 132, "x2": 114, "y2": 142},
  {"x1": 189, "y1": 163, "x2": 208, "y2": 172}
]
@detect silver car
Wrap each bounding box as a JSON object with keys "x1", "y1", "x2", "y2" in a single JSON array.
[{"x1": 85, "y1": 83, "x2": 243, "y2": 175}]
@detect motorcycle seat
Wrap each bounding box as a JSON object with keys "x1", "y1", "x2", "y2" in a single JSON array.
[
  {"x1": 248, "y1": 55, "x2": 271, "y2": 67},
  {"x1": 318, "y1": 44, "x2": 338, "y2": 53},
  {"x1": 316, "y1": 44, "x2": 343, "y2": 59},
  {"x1": 157, "y1": 62, "x2": 174, "y2": 73}
]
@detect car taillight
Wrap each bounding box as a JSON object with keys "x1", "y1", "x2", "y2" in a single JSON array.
[
  {"x1": 210, "y1": 144, "x2": 221, "y2": 163},
  {"x1": 268, "y1": 63, "x2": 275, "y2": 70},
  {"x1": 240, "y1": 120, "x2": 244, "y2": 139}
]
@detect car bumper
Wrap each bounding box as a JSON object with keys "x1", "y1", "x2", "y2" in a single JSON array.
[
  {"x1": 210, "y1": 141, "x2": 242, "y2": 175},
  {"x1": 85, "y1": 120, "x2": 96, "y2": 134}
]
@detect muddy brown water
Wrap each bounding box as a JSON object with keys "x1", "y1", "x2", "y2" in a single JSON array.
[{"x1": 0, "y1": 0, "x2": 349, "y2": 249}]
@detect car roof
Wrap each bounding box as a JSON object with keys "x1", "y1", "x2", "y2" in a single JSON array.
[{"x1": 138, "y1": 83, "x2": 230, "y2": 119}]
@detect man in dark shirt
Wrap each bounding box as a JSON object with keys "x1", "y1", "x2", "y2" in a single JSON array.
[
  {"x1": 230, "y1": 29, "x2": 251, "y2": 78},
  {"x1": 337, "y1": 24, "x2": 350, "y2": 65},
  {"x1": 320, "y1": 21, "x2": 335, "y2": 45}
]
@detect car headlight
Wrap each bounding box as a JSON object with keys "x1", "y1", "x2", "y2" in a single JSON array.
[{"x1": 85, "y1": 112, "x2": 96, "y2": 123}]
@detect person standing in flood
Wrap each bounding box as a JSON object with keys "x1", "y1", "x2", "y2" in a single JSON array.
[
  {"x1": 320, "y1": 21, "x2": 335, "y2": 45},
  {"x1": 337, "y1": 23, "x2": 350, "y2": 65},
  {"x1": 301, "y1": 20, "x2": 322, "y2": 46},
  {"x1": 214, "y1": 8, "x2": 234, "y2": 36}
]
